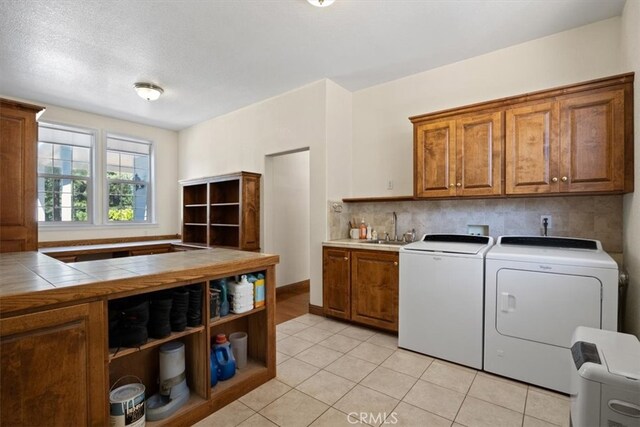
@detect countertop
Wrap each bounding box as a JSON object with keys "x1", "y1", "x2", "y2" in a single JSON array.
[
  {"x1": 0, "y1": 248, "x2": 279, "y2": 315},
  {"x1": 39, "y1": 239, "x2": 183, "y2": 254},
  {"x1": 322, "y1": 238, "x2": 408, "y2": 252}
]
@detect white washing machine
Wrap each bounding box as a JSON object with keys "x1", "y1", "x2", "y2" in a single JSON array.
[
  {"x1": 399, "y1": 234, "x2": 494, "y2": 369},
  {"x1": 484, "y1": 236, "x2": 618, "y2": 394},
  {"x1": 570, "y1": 327, "x2": 640, "y2": 427}
]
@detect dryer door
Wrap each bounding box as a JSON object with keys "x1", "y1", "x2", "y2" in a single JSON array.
[{"x1": 495, "y1": 269, "x2": 601, "y2": 348}]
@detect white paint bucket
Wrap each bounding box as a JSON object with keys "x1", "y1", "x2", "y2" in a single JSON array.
[{"x1": 110, "y1": 377, "x2": 146, "y2": 427}]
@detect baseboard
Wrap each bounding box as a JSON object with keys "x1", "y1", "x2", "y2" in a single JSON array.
[
  {"x1": 308, "y1": 304, "x2": 324, "y2": 316},
  {"x1": 276, "y1": 279, "x2": 310, "y2": 297}
]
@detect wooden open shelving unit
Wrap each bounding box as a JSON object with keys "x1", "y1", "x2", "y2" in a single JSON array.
[
  {"x1": 181, "y1": 172, "x2": 260, "y2": 251},
  {"x1": 106, "y1": 266, "x2": 275, "y2": 426}
]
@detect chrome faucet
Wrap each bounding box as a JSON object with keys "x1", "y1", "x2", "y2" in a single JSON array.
[{"x1": 392, "y1": 211, "x2": 398, "y2": 241}]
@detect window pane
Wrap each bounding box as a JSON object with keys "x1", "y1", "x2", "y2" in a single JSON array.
[
  {"x1": 38, "y1": 123, "x2": 93, "y2": 223},
  {"x1": 108, "y1": 183, "x2": 147, "y2": 222}
]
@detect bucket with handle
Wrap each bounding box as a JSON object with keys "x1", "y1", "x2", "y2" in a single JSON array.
[{"x1": 109, "y1": 375, "x2": 146, "y2": 427}]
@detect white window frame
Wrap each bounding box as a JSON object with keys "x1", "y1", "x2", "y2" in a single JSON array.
[
  {"x1": 104, "y1": 133, "x2": 155, "y2": 224},
  {"x1": 37, "y1": 121, "x2": 96, "y2": 226}
]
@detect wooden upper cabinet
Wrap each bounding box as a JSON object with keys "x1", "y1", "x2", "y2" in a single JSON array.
[
  {"x1": 505, "y1": 102, "x2": 560, "y2": 194},
  {"x1": 350, "y1": 250, "x2": 399, "y2": 331},
  {"x1": 559, "y1": 89, "x2": 626, "y2": 193},
  {"x1": 0, "y1": 99, "x2": 44, "y2": 252},
  {"x1": 412, "y1": 73, "x2": 633, "y2": 198},
  {"x1": 456, "y1": 112, "x2": 503, "y2": 197},
  {"x1": 414, "y1": 119, "x2": 456, "y2": 197},
  {"x1": 414, "y1": 112, "x2": 502, "y2": 198},
  {"x1": 323, "y1": 247, "x2": 351, "y2": 320}
]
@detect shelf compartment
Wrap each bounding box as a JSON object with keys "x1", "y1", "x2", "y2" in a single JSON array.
[
  {"x1": 210, "y1": 180, "x2": 240, "y2": 204},
  {"x1": 183, "y1": 225, "x2": 208, "y2": 245},
  {"x1": 209, "y1": 226, "x2": 239, "y2": 248},
  {"x1": 109, "y1": 331, "x2": 208, "y2": 408},
  {"x1": 184, "y1": 206, "x2": 207, "y2": 224},
  {"x1": 210, "y1": 204, "x2": 239, "y2": 225},
  {"x1": 183, "y1": 183, "x2": 208, "y2": 205}
]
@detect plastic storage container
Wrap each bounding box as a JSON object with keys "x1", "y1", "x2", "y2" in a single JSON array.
[
  {"x1": 254, "y1": 274, "x2": 265, "y2": 308},
  {"x1": 213, "y1": 334, "x2": 236, "y2": 381},
  {"x1": 228, "y1": 275, "x2": 253, "y2": 314}
]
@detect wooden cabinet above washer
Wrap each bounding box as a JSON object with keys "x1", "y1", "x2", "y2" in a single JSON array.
[{"x1": 410, "y1": 73, "x2": 634, "y2": 199}]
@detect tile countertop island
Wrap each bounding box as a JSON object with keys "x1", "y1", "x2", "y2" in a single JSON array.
[
  {"x1": 0, "y1": 248, "x2": 279, "y2": 316},
  {"x1": 322, "y1": 238, "x2": 408, "y2": 252}
]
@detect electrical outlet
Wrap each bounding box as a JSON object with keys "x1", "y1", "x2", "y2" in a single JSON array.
[
  {"x1": 540, "y1": 215, "x2": 553, "y2": 229},
  {"x1": 387, "y1": 180, "x2": 394, "y2": 190}
]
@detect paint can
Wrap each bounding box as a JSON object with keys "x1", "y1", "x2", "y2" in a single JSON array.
[{"x1": 109, "y1": 376, "x2": 146, "y2": 427}]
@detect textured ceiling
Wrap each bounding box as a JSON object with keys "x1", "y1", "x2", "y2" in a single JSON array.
[{"x1": 0, "y1": 0, "x2": 626, "y2": 131}]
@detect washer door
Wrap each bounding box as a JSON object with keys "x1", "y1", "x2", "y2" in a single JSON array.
[{"x1": 495, "y1": 269, "x2": 601, "y2": 348}]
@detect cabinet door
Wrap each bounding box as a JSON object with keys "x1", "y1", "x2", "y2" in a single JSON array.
[
  {"x1": 505, "y1": 102, "x2": 560, "y2": 194},
  {"x1": 456, "y1": 112, "x2": 503, "y2": 196},
  {"x1": 1, "y1": 302, "x2": 107, "y2": 426},
  {"x1": 559, "y1": 89, "x2": 626, "y2": 193},
  {"x1": 414, "y1": 119, "x2": 456, "y2": 198},
  {"x1": 350, "y1": 250, "x2": 399, "y2": 331},
  {"x1": 0, "y1": 103, "x2": 39, "y2": 252},
  {"x1": 323, "y1": 247, "x2": 351, "y2": 320},
  {"x1": 241, "y1": 174, "x2": 260, "y2": 250}
]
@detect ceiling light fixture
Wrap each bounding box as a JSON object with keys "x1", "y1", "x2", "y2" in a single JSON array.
[
  {"x1": 133, "y1": 82, "x2": 164, "y2": 101},
  {"x1": 307, "y1": 0, "x2": 335, "y2": 7}
]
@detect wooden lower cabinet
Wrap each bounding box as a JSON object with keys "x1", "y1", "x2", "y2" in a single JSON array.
[
  {"x1": 323, "y1": 247, "x2": 399, "y2": 332},
  {"x1": 322, "y1": 247, "x2": 351, "y2": 320},
  {"x1": 0, "y1": 302, "x2": 107, "y2": 426}
]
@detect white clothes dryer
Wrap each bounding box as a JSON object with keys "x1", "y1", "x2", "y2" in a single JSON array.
[{"x1": 484, "y1": 236, "x2": 618, "y2": 394}]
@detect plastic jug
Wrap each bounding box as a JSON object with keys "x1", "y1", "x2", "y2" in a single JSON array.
[
  {"x1": 212, "y1": 279, "x2": 229, "y2": 317},
  {"x1": 209, "y1": 349, "x2": 219, "y2": 387},
  {"x1": 214, "y1": 334, "x2": 236, "y2": 381}
]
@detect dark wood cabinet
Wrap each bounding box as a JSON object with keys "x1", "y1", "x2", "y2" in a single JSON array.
[
  {"x1": 182, "y1": 172, "x2": 261, "y2": 250},
  {"x1": 323, "y1": 247, "x2": 399, "y2": 332},
  {"x1": 0, "y1": 99, "x2": 44, "y2": 252},
  {"x1": 411, "y1": 73, "x2": 634, "y2": 199},
  {"x1": 322, "y1": 247, "x2": 351, "y2": 320},
  {"x1": 414, "y1": 112, "x2": 502, "y2": 198},
  {"x1": 350, "y1": 250, "x2": 399, "y2": 331},
  {"x1": 0, "y1": 302, "x2": 107, "y2": 426},
  {"x1": 505, "y1": 101, "x2": 560, "y2": 194}
]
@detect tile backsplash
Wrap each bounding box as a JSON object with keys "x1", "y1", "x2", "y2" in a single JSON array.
[{"x1": 328, "y1": 195, "x2": 623, "y2": 253}]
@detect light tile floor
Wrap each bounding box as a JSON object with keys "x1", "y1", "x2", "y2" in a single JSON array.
[{"x1": 194, "y1": 314, "x2": 570, "y2": 427}]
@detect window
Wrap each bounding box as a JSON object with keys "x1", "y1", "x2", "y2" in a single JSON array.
[
  {"x1": 37, "y1": 123, "x2": 93, "y2": 223},
  {"x1": 106, "y1": 135, "x2": 152, "y2": 222}
]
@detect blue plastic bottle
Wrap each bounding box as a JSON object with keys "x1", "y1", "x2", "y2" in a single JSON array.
[
  {"x1": 210, "y1": 349, "x2": 219, "y2": 387},
  {"x1": 214, "y1": 333, "x2": 236, "y2": 381},
  {"x1": 212, "y1": 279, "x2": 229, "y2": 316}
]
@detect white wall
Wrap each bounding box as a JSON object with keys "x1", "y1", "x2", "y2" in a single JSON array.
[
  {"x1": 6, "y1": 100, "x2": 180, "y2": 242},
  {"x1": 351, "y1": 17, "x2": 623, "y2": 197},
  {"x1": 178, "y1": 81, "x2": 328, "y2": 306},
  {"x1": 621, "y1": 0, "x2": 640, "y2": 337},
  {"x1": 266, "y1": 150, "x2": 310, "y2": 288}
]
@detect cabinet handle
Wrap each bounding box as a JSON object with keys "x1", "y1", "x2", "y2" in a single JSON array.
[
  {"x1": 393, "y1": 261, "x2": 398, "y2": 266},
  {"x1": 344, "y1": 257, "x2": 348, "y2": 261},
  {"x1": 551, "y1": 177, "x2": 558, "y2": 183},
  {"x1": 561, "y1": 176, "x2": 568, "y2": 182},
  {"x1": 456, "y1": 183, "x2": 462, "y2": 187},
  {"x1": 449, "y1": 184, "x2": 455, "y2": 188}
]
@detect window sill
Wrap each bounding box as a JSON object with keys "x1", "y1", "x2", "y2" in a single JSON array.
[{"x1": 38, "y1": 222, "x2": 159, "y2": 231}]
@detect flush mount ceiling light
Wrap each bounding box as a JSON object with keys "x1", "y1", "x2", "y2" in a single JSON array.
[
  {"x1": 307, "y1": 0, "x2": 335, "y2": 7},
  {"x1": 133, "y1": 82, "x2": 164, "y2": 101}
]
